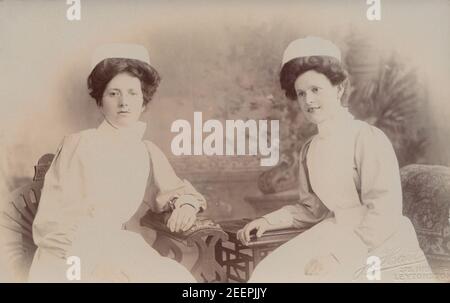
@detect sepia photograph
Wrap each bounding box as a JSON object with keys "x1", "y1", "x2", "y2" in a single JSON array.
[{"x1": 0, "y1": 0, "x2": 449, "y2": 285}]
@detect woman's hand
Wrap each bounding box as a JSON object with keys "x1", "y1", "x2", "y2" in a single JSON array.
[
  {"x1": 304, "y1": 254, "x2": 340, "y2": 276},
  {"x1": 237, "y1": 217, "x2": 270, "y2": 245},
  {"x1": 167, "y1": 204, "x2": 197, "y2": 232},
  {"x1": 89, "y1": 263, "x2": 129, "y2": 283}
]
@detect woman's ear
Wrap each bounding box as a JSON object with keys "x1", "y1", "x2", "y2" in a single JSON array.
[
  {"x1": 337, "y1": 81, "x2": 346, "y2": 101},
  {"x1": 141, "y1": 104, "x2": 147, "y2": 113}
]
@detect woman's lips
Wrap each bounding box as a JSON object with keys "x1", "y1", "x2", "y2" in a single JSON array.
[{"x1": 307, "y1": 106, "x2": 321, "y2": 113}]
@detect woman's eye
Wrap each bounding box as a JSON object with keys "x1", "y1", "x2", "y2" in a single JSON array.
[
  {"x1": 297, "y1": 91, "x2": 306, "y2": 97},
  {"x1": 311, "y1": 87, "x2": 319, "y2": 93},
  {"x1": 108, "y1": 91, "x2": 118, "y2": 97}
]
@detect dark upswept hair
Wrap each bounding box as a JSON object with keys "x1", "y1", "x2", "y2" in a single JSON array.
[
  {"x1": 279, "y1": 56, "x2": 350, "y2": 105},
  {"x1": 87, "y1": 58, "x2": 161, "y2": 107}
]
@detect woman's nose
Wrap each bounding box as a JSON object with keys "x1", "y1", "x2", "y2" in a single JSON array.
[
  {"x1": 118, "y1": 96, "x2": 128, "y2": 107},
  {"x1": 305, "y1": 93, "x2": 315, "y2": 105}
]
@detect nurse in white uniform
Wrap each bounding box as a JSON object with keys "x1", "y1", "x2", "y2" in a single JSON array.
[
  {"x1": 29, "y1": 44, "x2": 206, "y2": 282},
  {"x1": 238, "y1": 37, "x2": 433, "y2": 282}
]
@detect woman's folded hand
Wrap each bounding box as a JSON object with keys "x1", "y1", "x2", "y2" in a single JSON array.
[
  {"x1": 167, "y1": 204, "x2": 197, "y2": 232},
  {"x1": 304, "y1": 254, "x2": 340, "y2": 276},
  {"x1": 237, "y1": 218, "x2": 270, "y2": 245}
]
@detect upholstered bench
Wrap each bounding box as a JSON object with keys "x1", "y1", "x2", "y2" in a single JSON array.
[{"x1": 400, "y1": 164, "x2": 450, "y2": 281}]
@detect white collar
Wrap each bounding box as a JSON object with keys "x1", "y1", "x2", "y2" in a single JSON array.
[
  {"x1": 97, "y1": 119, "x2": 147, "y2": 141},
  {"x1": 316, "y1": 108, "x2": 354, "y2": 139}
]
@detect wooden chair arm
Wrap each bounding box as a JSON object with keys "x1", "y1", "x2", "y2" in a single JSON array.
[
  {"x1": 140, "y1": 210, "x2": 223, "y2": 240},
  {"x1": 140, "y1": 210, "x2": 228, "y2": 282}
]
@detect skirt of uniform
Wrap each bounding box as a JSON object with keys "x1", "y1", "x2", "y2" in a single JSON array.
[
  {"x1": 248, "y1": 216, "x2": 435, "y2": 283},
  {"x1": 28, "y1": 228, "x2": 196, "y2": 283}
]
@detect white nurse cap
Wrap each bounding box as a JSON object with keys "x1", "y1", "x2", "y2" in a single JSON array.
[
  {"x1": 90, "y1": 43, "x2": 151, "y2": 70},
  {"x1": 281, "y1": 36, "x2": 341, "y2": 67}
]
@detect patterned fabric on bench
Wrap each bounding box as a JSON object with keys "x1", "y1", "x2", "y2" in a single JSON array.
[{"x1": 401, "y1": 164, "x2": 450, "y2": 279}]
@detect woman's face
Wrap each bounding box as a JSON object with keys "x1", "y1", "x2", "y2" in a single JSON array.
[
  {"x1": 100, "y1": 73, "x2": 145, "y2": 128},
  {"x1": 294, "y1": 70, "x2": 344, "y2": 124}
]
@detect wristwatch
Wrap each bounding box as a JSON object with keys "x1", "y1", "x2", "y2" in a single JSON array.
[{"x1": 168, "y1": 196, "x2": 199, "y2": 212}]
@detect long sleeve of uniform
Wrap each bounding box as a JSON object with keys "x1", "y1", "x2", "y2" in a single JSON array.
[
  {"x1": 353, "y1": 125, "x2": 403, "y2": 250},
  {"x1": 32, "y1": 134, "x2": 88, "y2": 258},
  {"x1": 263, "y1": 140, "x2": 331, "y2": 229},
  {"x1": 142, "y1": 141, "x2": 207, "y2": 213}
]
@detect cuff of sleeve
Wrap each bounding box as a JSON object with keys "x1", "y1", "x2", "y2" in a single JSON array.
[
  {"x1": 263, "y1": 208, "x2": 294, "y2": 227},
  {"x1": 156, "y1": 179, "x2": 207, "y2": 212},
  {"x1": 174, "y1": 195, "x2": 202, "y2": 212}
]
